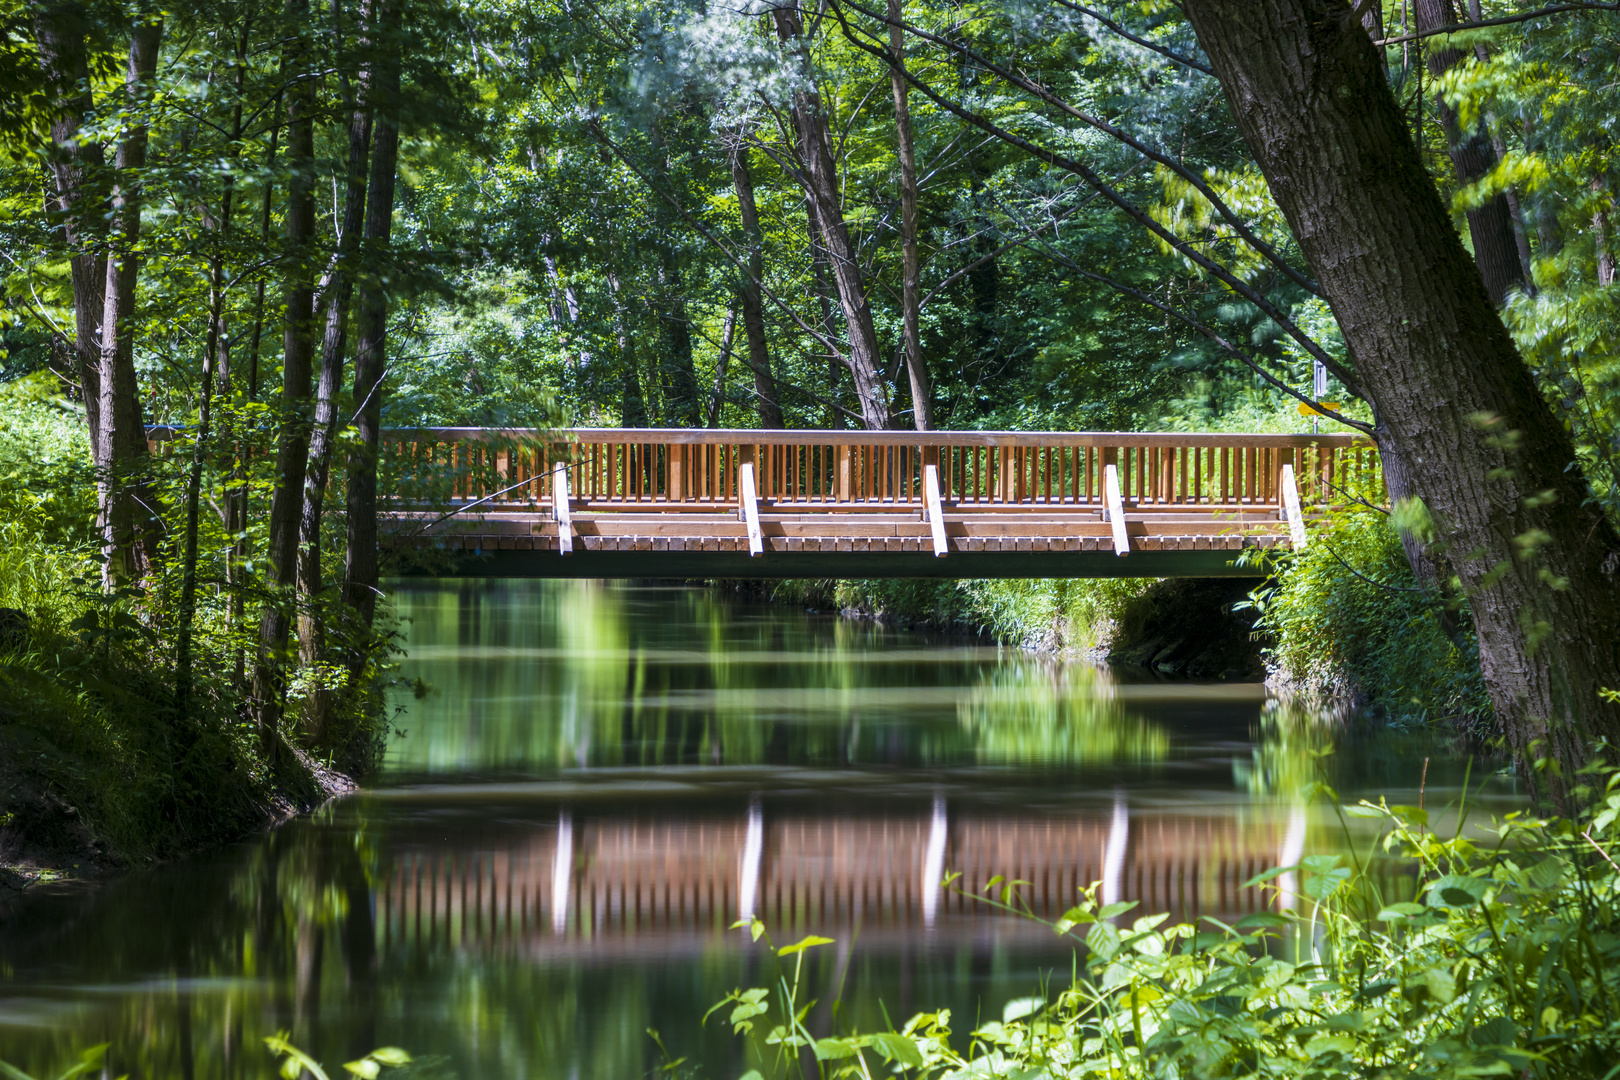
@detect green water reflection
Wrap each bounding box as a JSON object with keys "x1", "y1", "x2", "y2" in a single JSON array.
[{"x1": 0, "y1": 580, "x2": 1508, "y2": 1079}]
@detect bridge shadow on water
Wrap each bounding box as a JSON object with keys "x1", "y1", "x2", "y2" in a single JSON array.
[{"x1": 0, "y1": 579, "x2": 1511, "y2": 1079}]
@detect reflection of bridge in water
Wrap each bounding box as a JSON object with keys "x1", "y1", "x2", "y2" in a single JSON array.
[{"x1": 377, "y1": 802, "x2": 1395, "y2": 960}]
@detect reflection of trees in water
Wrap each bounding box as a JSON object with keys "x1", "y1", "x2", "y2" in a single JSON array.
[
  {"x1": 956, "y1": 662, "x2": 1170, "y2": 764},
  {"x1": 1234, "y1": 700, "x2": 1335, "y2": 799},
  {"x1": 1, "y1": 804, "x2": 383, "y2": 1078}
]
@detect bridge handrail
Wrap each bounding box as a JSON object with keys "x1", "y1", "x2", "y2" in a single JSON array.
[
  {"x1": 379, "y1": 427, "x2": 1381, "y2": 513},
  {"x1": 381, "y1": 426, "x2": 1368, "y2": 449}
]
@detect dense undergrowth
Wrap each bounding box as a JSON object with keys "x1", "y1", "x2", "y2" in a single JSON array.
[
  {"x1": 708, "y1": 764, "x2": 1620, "y2": 1080},
  {"x1": 0, "y1": 377, "x2": 389, "y2": 880}
]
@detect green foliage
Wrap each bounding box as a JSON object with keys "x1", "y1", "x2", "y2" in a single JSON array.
[
  {"x1": 1250, "y1": 504, "x2": 1491, "y2": 726},
  {"x1": 711, "y1": 767, "x2": 1620, "y2": 1079}
]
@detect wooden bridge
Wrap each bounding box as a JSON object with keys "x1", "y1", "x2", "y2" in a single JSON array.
[{"x1": 387, "y1": 429, "x2": 1378, "y2": 579}]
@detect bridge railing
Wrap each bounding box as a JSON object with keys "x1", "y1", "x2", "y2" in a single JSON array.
[{"x1": 381, "y1": 428, "x2": 1379, "y2": 514}]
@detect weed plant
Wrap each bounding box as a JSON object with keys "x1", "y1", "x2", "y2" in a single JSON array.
[{"x1": 706, "y1": 763, "x2": 1620, "y2": 1080}]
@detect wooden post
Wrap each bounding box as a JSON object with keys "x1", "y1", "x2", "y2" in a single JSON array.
[
  {"x1": 739, "y1": 462, "x2": 763, "y2": 557},
  {"x1": 923, "y1": 463, "x2": 948, "y2": 557},
  {"x1": 837, "y1": 444, "x2": 853, "y2": 503},
  {"x1": 668, "y1": 444, "x2": 684, "y2": 502},
  {"x1": 1280, "y1": 463, "x2": 1308, "y2": 551},
  {"x1": 1104, "y1": 463, "x2": 1129, "y2": 557},
  {"x1": 553, "y1": 460, "x2": 573, "y2": 555}
]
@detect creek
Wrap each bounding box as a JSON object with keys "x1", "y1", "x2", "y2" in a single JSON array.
[{"x1": 0, "y1": 579, "x2": 1512, "y2": 1077}]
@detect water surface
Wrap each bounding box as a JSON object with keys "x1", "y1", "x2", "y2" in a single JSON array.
[{"x1": 0, "y1": 579, "x2": 1512, "y2": 1077}]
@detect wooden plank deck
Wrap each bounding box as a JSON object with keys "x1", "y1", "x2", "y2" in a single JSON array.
[{"x1": 384, "y1": 428, "x2": 1379, "y2": 578}]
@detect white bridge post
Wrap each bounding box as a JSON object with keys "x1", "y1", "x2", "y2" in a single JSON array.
[
  {"x1": 738, "y1": 462, "x2": 763, "y2": 557},
  {"x1": 1103, "y1": 463, "x2": 1129, "y2": 556},
  {"x1": 1280, "y1": 463, "x2": 1308, "y2": 551},
  {"x1": 922, "y1": 463, "x2": 948, "y2": 557},
  {"x1": 552, "y1": 460, "x2": 573, "y2": 555}
]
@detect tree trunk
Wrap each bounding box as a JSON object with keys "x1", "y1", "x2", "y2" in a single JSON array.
[
  {"x1": 1594, "y1": 177, "x2": 1616, "y2": 287},
  {"x1": 726, "y1": 140, "x2": 784, "y2": 428},
  {"x1": 299, "y1": 0, "x2": 375, "y2": 740},
  {"x1": 342, "y1": 5, "x2": 400, "y2": 637},
  {"x1": 252, "y1": 0, "x2": 319, "y2": 757},
  {"x1": 888, "y1": 0, "x2": 932, "y2": 430},
  {"x1": 772, "y1": 1, "x2": 890, "y2": 430},
  {"x1": 97, "y1": 11, "x2": 164, "y2": 587},
  {"x1": 1183, "y1": 0, "x2": 1620, "y2": 804},
  {"x1": 1413, "y1": 0, "x2": 1527, "y2": 306},
  {"x1": 33, "y1": 4, "x2": 106, "y2": 451},
  {"x1": 705, "y1": 303, "x2": 737, "y2": 428},
  {"x1": 657, "y1": 266, "x2": 701, "y2": 426}
]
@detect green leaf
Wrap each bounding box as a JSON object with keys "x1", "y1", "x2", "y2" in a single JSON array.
[
  {"x1": 1376, "y1": 902, "x2": 1427, "y2": 920},
  {"x1": 1427, "y1": 875, "x2": 1487, "y2": 909},
  {"x1": 1098, "y1": 901, "x2": 1138, "y2": 920},
  {"x1": 1086, "y1": 920, "x2": 1122, "y2": 961},
  {"x1": 343, "y1": 1061, "x2": 381, "y2": 1080},
  {"x1": 870, "y1": 1032, "x2": 924, "y2": 1067},
  {"x1": 1234, "y1": 912, "x2": 1289, "y2": 930},
  {"x1": 1242, "y1": 865, "x2": 1297, "y2": 888},
  {"x1": 367, "y1": 1049, "x2": 411, "y2": 1067},
  {"x1": 813, "y1": 1037, "x2": 862, "y2": 1060},
  {"x1": 778, "y1": 935, "x2": 834, "y2": 956},
  {"x1": 1340, "y1": 803, "x2": 1385, "y2": 818},
  {"x1": 1389, "y1": 805, "x2": 1430, "y2": 826},
  {"x1": 1003, "y1": 996, "x2": 1044, "y2": 1023}
]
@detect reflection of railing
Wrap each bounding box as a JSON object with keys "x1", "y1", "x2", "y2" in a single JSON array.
[
  {"x1": 383, "y1": 428, "x2": 1379, "y2": 513},
  {"x1": 375, "y1": 806, "x2": 1413, "y2": 958}
]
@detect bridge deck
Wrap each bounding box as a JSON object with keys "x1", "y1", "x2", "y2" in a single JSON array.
[{"x1": 387, "y1": 428, "x2": 1379, "y2": 578}]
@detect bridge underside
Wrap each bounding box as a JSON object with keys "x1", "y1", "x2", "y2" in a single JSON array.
[{"x1": 394, "y1": 512, "x2": 1280, "y2": 579}]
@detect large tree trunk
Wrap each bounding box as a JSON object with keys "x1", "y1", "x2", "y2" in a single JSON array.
[
  {"x1": 97, "y1": 11, "x2": 164, "y2": 587},
  {"x1": 33, "y1": 4, "x2": 106, "y2": 449},
  {"x1": 299, "y1": 0, "x2": 375, "y2": 740},
  {"x1": 772, "y1": 1, "x2": 891, "y2": 430},
  {"x1": 1183, "y1": 0, "x2": 1620, "y2": 803},
  {"x1": 888, "y1": 0, "x2": 932, "y2": 430},
  {"x1": 342, "y1": 7, "x2": 400, "y2": 636},
  {"x1": 726, "y1": 140, "x2": 784, "y2": 428},
  {"x1": 1412, "y1": 0, "x2": 1527, "y2": 306},
  {"x1": 252, "y1": 0, "x2": 319, "y2": 757}
]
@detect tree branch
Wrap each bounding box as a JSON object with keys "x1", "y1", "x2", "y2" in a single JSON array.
[
  {"x1": 1374, "y1": 3, "x2": 1619, "y2": 46},
  {"x1": 828, "y1": 2, "x2": 1369, "y2": 403},
  {"x1": 836, "y1": 0, "x2": 1322, "y2": 299},
  {"x1": 1049, "y1": 0, "x2": 1213, "y2": 74}
]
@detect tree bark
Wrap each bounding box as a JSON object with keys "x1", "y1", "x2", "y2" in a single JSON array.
[
  {"x1": 252, "y1": 0, "x2": 319, "y2": 756},
  {"x1": 299, "y1": 0, "x2": 376, "y2": 740},
  {"x1": 33, "y1": 3, "x2": 106, "y2": 450},
  {"x1": 342, "y1": 5, "x2": 400, "y2": 636},
  {"x1": 726, "y1": 140, "x2": 785, "y2": 428},
  {"x1": 1183, "y1": 0, "x2": 1620, "y2": 803},
  {"x1": 888, "y1": 0, "x2": 932, "y2": 430},
  {"x1": 1413, "y1": 0, "x2": 1527, "y2": 306},
  {"x1": 772, "y1": 0, "x2": 891, "y2": 430},
  {"x1": 97, "y1": 10, "x2": 164, "y2": 587},
  {"x1": 1594, "y1": 177, "x2": 1616, "y2": 287}
]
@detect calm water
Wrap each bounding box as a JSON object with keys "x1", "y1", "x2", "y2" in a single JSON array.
[{"x1": 0, "y1": 579, "x2": 1512, "y2": 1077}]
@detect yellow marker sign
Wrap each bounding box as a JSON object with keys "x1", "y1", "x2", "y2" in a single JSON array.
[{"x1": 1298, "y1": 401, "x2": 1341, "y2": 417}]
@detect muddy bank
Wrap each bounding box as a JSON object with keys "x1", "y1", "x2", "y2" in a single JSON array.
[{"x1": 0, "y1": 737, "x2": 354, "y2": 910}]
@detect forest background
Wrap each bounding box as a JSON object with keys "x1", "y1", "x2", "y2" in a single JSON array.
[{"x1": 2, "y1": 0, "x2": 1619, "y2": 871}]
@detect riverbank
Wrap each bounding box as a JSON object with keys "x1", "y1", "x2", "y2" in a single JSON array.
[
  {"x1": 715, "y1": 501, "x2": 1491, "y2": 727},
  {"x1": 0, "y1": 719, "x2": 356, "y2": 909}
]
